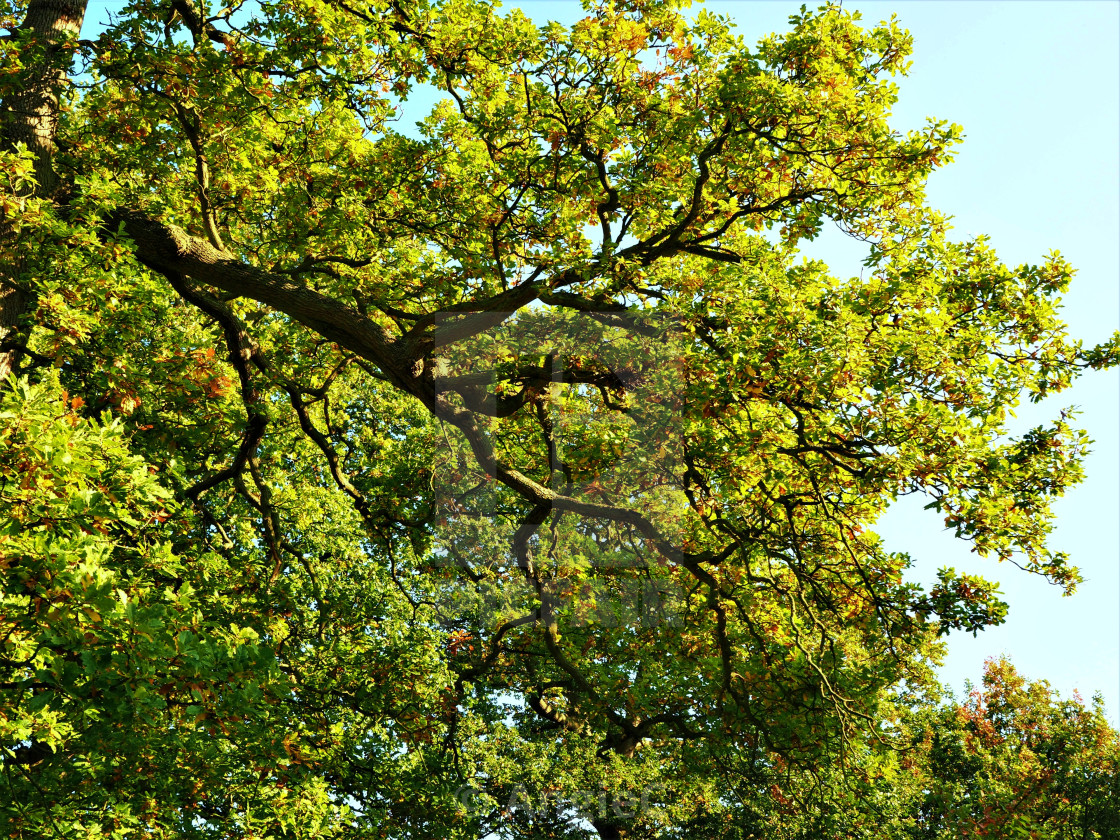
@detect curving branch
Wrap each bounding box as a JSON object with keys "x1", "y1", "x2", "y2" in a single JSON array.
[{"x1": 107, "y1": 209, "x2": 421, "y2": 391}]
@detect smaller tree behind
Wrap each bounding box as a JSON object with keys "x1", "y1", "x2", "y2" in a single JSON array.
[
  {"x1": 912, "y1": 657, "x2": 1120, "y2": 840},
  {"x1": 678, "y1": 658, "x2": 1119, "y2": 840}
]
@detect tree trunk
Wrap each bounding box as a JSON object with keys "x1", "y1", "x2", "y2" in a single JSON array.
[
  {"x1": 0, "y1": 0, "x2": 87, "y2": 380},
  {"x1": 591, "y1": 819, "x2": 628, "y2": 840}
]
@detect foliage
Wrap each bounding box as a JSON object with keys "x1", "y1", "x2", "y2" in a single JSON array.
[
  {"x1": 910, "y1": 658, "x2": 1120, "y2": 840},
  {"x1": 0, "y1": 0, "x2": 1116, "y2": 837},
  {"x1": 671, "y1": 659, "x2": 1120, "y2": 840},
  {"x1": 0, "y1": 375, "x2": 330, "y2": 838}
]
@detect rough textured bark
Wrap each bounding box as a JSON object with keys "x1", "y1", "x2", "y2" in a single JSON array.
[
  {"x1": 0, "y1": 284, "x2": 30, "y2": 380},
  {"x1": 0, "y1": 0, "x2": 87, "y2": 380}
]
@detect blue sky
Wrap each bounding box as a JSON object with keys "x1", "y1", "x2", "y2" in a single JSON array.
[
  {"x1": 705, "y1": 0, "x2": 1120, "y2": 718},
  {"x1": 509, "y1": 0, "x2": 1120, "y2": 717}
]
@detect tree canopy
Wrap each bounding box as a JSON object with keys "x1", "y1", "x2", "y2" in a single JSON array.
[{"x1": 1, "y1": 1, "x2": 1117, "y2": 838}]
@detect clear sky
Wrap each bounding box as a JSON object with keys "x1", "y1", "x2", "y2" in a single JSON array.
[
  {"x1": 737, "y1": 0, "x2": 1119, "y2": 720},
  {"x1": 513, "y1": 0, "x2": 1120, "y2": 718}
]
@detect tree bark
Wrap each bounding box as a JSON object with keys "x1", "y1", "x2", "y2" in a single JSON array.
[
  {"x1": 591, "y1": 819, "x2": 628, "y2": 840},
  {"x1": 107, "y1": 209, "x2": 420, "y2": 388},
  {"x1": 0, "y1": 0, "x2": 87, "y2": 380}
]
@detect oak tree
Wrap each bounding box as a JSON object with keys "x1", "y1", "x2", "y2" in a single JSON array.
[{"x1": 1, "y1": 1, "x2": 1116, "y2": 837}]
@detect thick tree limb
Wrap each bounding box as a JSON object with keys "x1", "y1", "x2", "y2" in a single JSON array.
[{"x1": 107, "y1": 209, "x2": 423, "y2": 391}]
